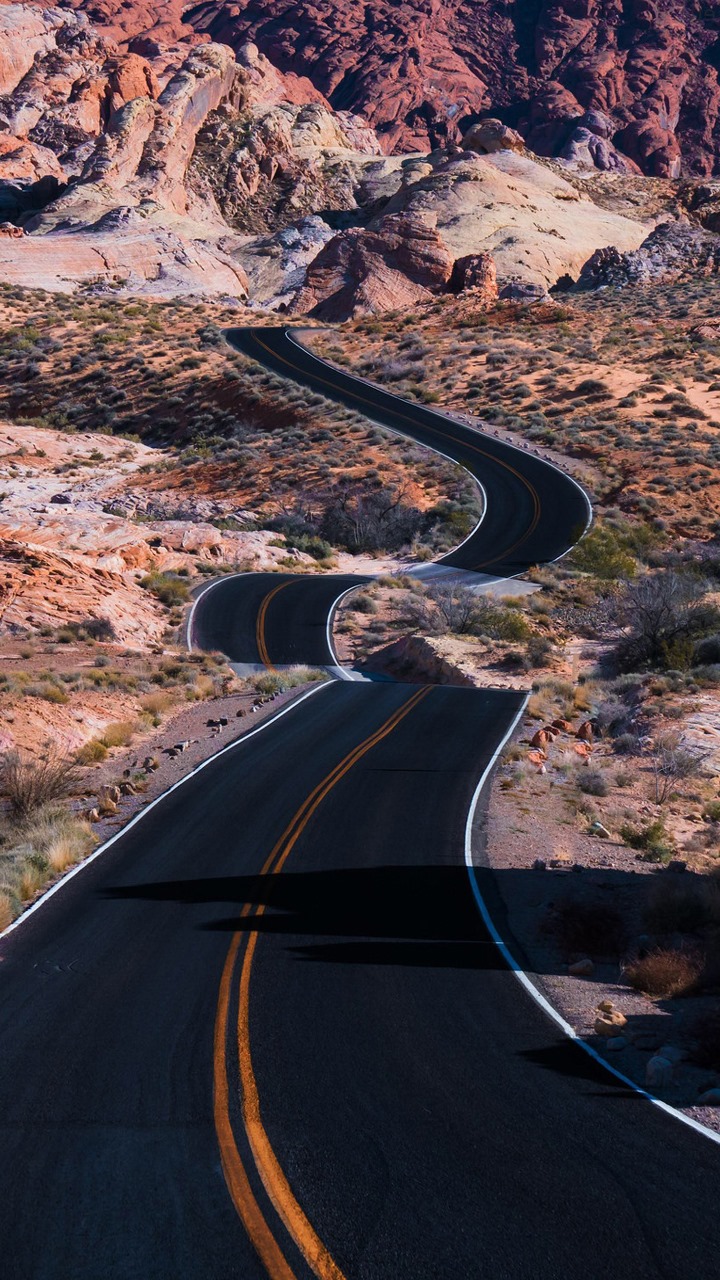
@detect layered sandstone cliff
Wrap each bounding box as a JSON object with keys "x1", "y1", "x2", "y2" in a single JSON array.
[{"x1": 184, "y1": 0, "x2": 720, "y2": 178}]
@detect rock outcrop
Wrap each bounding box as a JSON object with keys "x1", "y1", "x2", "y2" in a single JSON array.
[
  {"x1": 576, "y1": 221, "x2": 720, "y2": 289},
  {"x1": 183, "y1": 0, "x2": 720, "y2": 177},
  {"x1": 292, "y1": 212, "x2": 455, "y2": 320},
  {"x1": 0, "y1": 6, "x2": 251, "y2": 295}
]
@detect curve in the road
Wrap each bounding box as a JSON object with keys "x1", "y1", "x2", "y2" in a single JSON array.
[
  {"x1": 227, "y1": 326, "x2": 591, "y2": 580},
  {"x1": 3, "y1": 328, "x2": 720, "y2": 1280}
]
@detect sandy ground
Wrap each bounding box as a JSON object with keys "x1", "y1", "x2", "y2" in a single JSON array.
[{"x1": 485, "y1": 717, "x2": 720, "y2": 1133}]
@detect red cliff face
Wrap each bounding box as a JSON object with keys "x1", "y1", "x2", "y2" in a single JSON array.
[{"x1": 177, "y1": 0, "x2": 720, "y2": 177}]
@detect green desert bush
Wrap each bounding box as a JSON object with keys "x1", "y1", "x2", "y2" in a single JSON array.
[
  {"x1": 620, "y1": 817, "x2": 674, "y2": 862},
  {"x1": 140, "y1": 572, "x2": 191, "y2": 606}
]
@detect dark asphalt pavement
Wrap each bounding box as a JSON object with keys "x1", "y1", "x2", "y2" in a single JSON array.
[
  {"x1": 2, "y1": 328, "x2": 718, "y2": 1280},
  {"x1": 2, "y1": 684, "x2": 720, "y2": 1280},
  {"x1": 192, "y1": 573, "x2": 368, "y2": 668},
  {"x1": 226, "y1": 327, "x2": 590, "y2": 578}
]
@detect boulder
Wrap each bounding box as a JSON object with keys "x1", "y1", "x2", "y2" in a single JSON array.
[
  {"x1": 595, "y1": 1010, "x2": 628, "y2": 1036},
  {"x1": 646, "y1": 1055, "x2": 674, "y2": 1091},
  {"x1": 292, "y1": 213, "x2": 454, "y2": 321},
  {"x1": 462, "y1": 119, "x2": 525, "y2": 155}
]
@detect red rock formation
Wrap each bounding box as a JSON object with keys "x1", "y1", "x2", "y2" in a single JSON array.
[
  {"x1": 179, "y1": 0, "x2": 720, "y2": 176},
  {"x1": 292, "y1": 213, "x2": 454, "y2": 320}
]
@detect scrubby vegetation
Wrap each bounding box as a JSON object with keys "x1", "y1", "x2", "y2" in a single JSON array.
[{"x1": 0, "y1": 288, "x2": 480, "y2": 560}]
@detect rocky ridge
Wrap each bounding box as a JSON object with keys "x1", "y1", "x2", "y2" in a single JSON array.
[
  {"x1": 3, "y1": 1, "x2": 720, "y2": 314},
  {"x1": 184, "y1": 0, "x2": 720, "y2": 178}
]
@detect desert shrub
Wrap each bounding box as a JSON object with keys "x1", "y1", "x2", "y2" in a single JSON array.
[
  {"x1": 25, "y1": 681, "x2": 69, "y2": 705},
  {"x1": 140, "y1": 571, "x2": 191, "y2": 606},
  {"x1": 624, "y1": 948, "x2": 702, "y2": 997},
  {"x1": 613, "y1": 572, "x2": 720, "y2": 671},
  {"x1": 652, "y1": 734, "x2": 708, "y2": 803},
  {"x1": 545, "y1": 899, "x2": 627, "y2": 958},
  {"x1": 320, "y1": 486, "x2": 424, "y2": 554},
  {"x1": 250, "y1": 666, "x2": 329, "y2": 694},
  {"x1": 577, "y1": 768, "x2": 609, "y2": 796},
  {"x1": 644, "y1": 873, "x2": 720, "y2": 935},
  {"x1": 75, "y1": 739, "x2": 108, "y2": 765},
  {"x1": 139, "y1": 691, "x2": 177, "y2": 717},
  {"x1": 613, "y1": 732, "x2": 640, "y2": 755},
  {"x1": 571, "y1": 378, "x2": 612, "y2": 398},
  {"x1": 594, "y1": 696, "x2": 633, "y2": 738},
  {"x1": 100, "y1": 720, "x2": 137, "y2": 748},
  {"x1": 64, "y1": 616, "x2": 116, "y2": 642},
  {"x1": 284, "y1": 533, "x2": 334, "y2": 561},
  {"x1": 570, "y1": 526, "x2": 636, "y2": 581},
  {"x1": 525, "y1": 635, "x2": 554, "y2": 667},
  {"x1": 351, "y1": 594, "x2": 378, "y2": 614},
  {"x1": 703, "y1": 801, "x2": 720, "y2": 822},
  {"x1": 620, "y1": 817, "x2": 674, "y2": 862},
  {"x1": 0, "y1": 750, "x2": 78, "y2": 818},
  {"x1": 694, "y1": 634, "x2": 720, "y2": 665}
]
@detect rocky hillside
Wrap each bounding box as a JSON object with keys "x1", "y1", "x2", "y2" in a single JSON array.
[
  {"x1": 183, "y1": 0, "x2": 720, "y2": 178},
  {"x1": 5, "y1": 0, "x2": 720, "y2": 316}
]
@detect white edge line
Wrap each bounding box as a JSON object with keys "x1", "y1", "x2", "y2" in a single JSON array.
[
  {"x1": 463, "y1": 697, "x2": 720, "y2": 1149},
  {"x1": 0, "y1": 682, "x2": 330, "y2": 944},
  {"x1": 325, "y1": 583, "x2": 372, "y2": 682}
]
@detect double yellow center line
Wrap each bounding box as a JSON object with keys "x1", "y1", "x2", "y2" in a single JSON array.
[
  {"x1": 256, "y1": 580, "x2": 292, "y2": 669},
  {"x1": 214, "y1": 685, "x2": 432, "y2": 1278}
]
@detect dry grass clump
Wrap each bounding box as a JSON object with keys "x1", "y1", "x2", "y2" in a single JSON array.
[
  {"x1": 250, "y1": 666, "x2": 330, "y2": 695},
  {"x1": 0, "y1": 749, "x2": 78, "y2": 819},
  {"x1": 139, "y1": 691, "x2": 179, "y2": 719},
  {"x1": 624, "y1": 948, "x2": 702, "y2": 998},
  {"x1": 0, "y1": 804, "x2": 96, "y2": 917},
  {"x1": 100, "y1": 720, "x2": 138, "y2": 749}
]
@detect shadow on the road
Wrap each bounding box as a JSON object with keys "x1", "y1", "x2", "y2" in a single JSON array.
[
  {"x1": 103, "y1": 865, "x2": 503, "y2": 959},
  {"x1": 518, "y1": 1044, "x2": 635, "y2": 1089}
]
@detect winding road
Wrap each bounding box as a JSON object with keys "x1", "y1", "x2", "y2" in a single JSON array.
[{"x1": 1, "y1": 330, "x2": 719, "y2": 1280}]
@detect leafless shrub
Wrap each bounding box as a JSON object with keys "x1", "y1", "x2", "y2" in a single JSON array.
[
  {"x1": 624, "y1": 947, "x2": 702, "y2": 998},
  {"x1": 614, "y1": 572, "x2": 720, "y2": 671},
  {"x1": 652, "y1": 733, "x2": 710, "y2": 803},
  {"x1": 0, "y1": 749, "x2": 78, "y2": 819}
]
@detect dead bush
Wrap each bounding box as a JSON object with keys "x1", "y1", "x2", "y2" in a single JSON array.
[
  {"x1": 0, "y1": 750, "x2": 78, "y2": 819},
  {"x1": 624, "y1": 947, "x2": 702, "y2": 997}
]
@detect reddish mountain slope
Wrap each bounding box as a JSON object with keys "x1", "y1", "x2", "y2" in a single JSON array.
[{"x1": 180, "y1": 0, "x2": 720, "y2": 177}]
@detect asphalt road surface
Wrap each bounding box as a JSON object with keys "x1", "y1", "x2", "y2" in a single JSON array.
[
  {"x1": 192, "y1": 573, "x2": 368, "y2": 670},
  {"x1": 226, "y1": 327, "x2": 590, "y2": 579},
  {"x1": 2, "y1": 331, "x2": 719, "y2": 1280},
  {"x1": 2, "y1": 684, "x2": 720, "y2": 1280}
]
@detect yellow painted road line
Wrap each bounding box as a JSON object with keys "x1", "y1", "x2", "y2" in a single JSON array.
[
  {"x1": 250, "y1": 333, "x2": 541, "y2": 570},
  {"x1": 256, "y1": 580, "x2": 293, "y2": 670},
  {"x1": 213, "y1": 933, "x2": 297, "y2": 1280},
  {"x1": 214, "y1": 686, "x2": 431, "y2": 1279}
]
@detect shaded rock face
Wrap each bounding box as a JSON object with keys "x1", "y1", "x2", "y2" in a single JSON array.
[
  {"x1": 576, "y1": 221, "x2": 720, "y2": 289},
  {"x1": 183, "y1": 0, "x2": 720, "y2": 176},
  {"x1": 292, "y1": 213, "x2": 455, "y2": 320}
]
